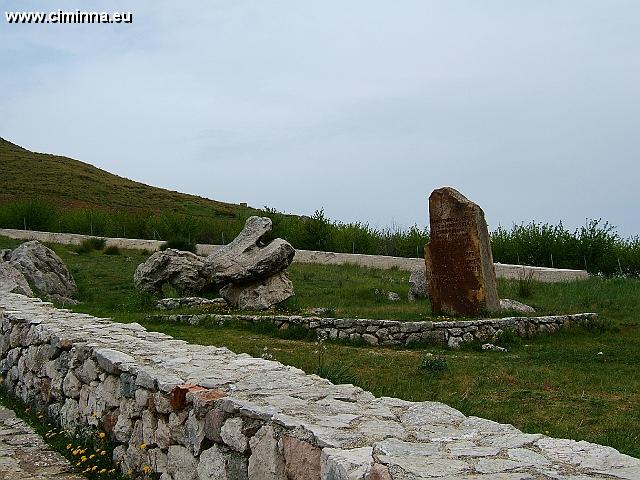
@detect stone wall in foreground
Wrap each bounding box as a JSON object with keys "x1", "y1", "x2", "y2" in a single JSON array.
[
  {"x1": 1, "y1": 292, "x2": 638, "y2": 479},
  {"x1": 153, "y1": 312, "x2": 599, "y2": 349},
  {"x1": 0, "y1": 228, "x2": 589, "y2": 282}
]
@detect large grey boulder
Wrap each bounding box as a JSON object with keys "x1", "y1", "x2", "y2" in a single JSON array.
[
  {"x1": 0, "y1": 262, "x2": 34, "y2": 297},
  {"x1": 206, "y1": 216, "x2": 295, "y2": 286},
  {"x1": 134, "y1": 249, "x2": 213, "y2": 294},
  {"x1": 408, "y1": 267, "x2": 428, "y2": 302},
  {"x1": 219, "y1": 272, "x2": 294, "y2": 311},
  {"x1": 8, "y1": 241, "x2": 77, "y2": 300}
]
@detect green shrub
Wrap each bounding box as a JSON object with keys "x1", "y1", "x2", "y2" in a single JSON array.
[
  {"x1": 103, "y1": 245, "x2": 120, "y2": 255},
  {"x1": 1, "y1": 198, "x2": 639, "y2": 277},
  {"x1": 494, "y1": 328, "x2": 522, "y2": 347},
  {"x1": 419, "y1": 354, "x2": 449, "y2": 373},
  {"x1": 76, "y1": 237, "x2": 106, "y2": 254}
]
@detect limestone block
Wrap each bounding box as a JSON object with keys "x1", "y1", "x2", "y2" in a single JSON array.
[
  {"x1": 221, "y1": 417, "x2": 248, "y2": 453},
  {"x1": 248, "y1": 425, "x2": 286, "y2": 480},
  {"x1": 321, "y1": 447, "x2": 373, "y2": 480},
  {"x1": 167, "y1": 445, "x2": 198, "y2": 480},
  {"x1": 197, "y1": 444, "x2": 249, "y2": 480}
]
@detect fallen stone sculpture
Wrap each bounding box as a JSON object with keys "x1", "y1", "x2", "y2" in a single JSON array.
[
  {"x1": 2, "y1": 240, "x2": 76, "y2": 302},
  {"x1": 134, "y1": 249, "x2": 213, "y2": 294},
  {"x1": 134, "y1": 216, "x2": 295, "y2": 310},
  {"x1": 206, "y1": 216, "x2": 295, "y2": 286},
  {"x1": 220, "y1": 271, "x2": 294, "y2": 311},
  {"x1": 207, "y1": 216, "x2": 295, "y2": 309}
]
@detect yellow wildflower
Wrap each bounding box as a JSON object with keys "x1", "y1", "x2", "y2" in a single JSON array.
[
  {"x1": 98, "y1": 431, "x2": 106, "y2": 439},
  {"x1": 139, "y1": 443, "x2": 147, "y2": 450}
]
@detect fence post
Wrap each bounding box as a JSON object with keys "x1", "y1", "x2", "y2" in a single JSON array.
[
  {"x1": 618, "y1": 257, "x2": 623, "y2": 277},
  {"x1": 23, "y1": 217, "x2": 26, "y2": 230}
]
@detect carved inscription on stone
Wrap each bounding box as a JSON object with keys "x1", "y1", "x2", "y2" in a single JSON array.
[{"x1": 425, "y1": 187, "x2": 499, "y2": 316}]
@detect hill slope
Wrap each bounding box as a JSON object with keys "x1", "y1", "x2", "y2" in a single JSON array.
[{"x1": 0, "y1": 137, "x2": 253, "y2": 218}]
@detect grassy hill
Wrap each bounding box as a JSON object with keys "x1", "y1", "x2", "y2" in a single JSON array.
[
  {"x1": 1, "y1": 137, "x2": 637, "y2": 273},
  {"x1": 0, "y1": 137, "x2": 430, "y2": 256},
  {"x1": 0, "y1": 137, "x2": 253, "y2": 218}
]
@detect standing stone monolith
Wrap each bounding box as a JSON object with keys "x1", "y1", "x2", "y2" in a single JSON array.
[{"x1": 425, "y1": 187, "x2": 499, "y2": 315}]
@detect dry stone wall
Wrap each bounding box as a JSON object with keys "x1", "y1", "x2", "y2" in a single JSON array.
[
  {"x1": 1, "y1": 292, "x2": 638, "y2": 479},
  {"x1": 153, "y1": 312, "x2": 598, "y2": 349},
  {"x1": 0, "y1": 228, "x2": 588, "y2": 282}
]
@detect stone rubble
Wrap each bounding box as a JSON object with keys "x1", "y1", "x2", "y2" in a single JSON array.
[
  {"x1": 153, "y1": 311, "x2": 599, "y2": 349},
  {"x1": 500, "y1": 298, "x2": 536, "y2": 314},
  {"x1": 1, "y1": 292, "x2": 637, "y2": 479},
  {"x1": 156, "y1": 297, "x2": 227, "y2": 310}
]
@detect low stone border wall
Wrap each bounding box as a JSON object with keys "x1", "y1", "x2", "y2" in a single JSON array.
[
  {"x1": 1, "y1": 293, "x2": 638, "y2": 479},
  {"x1": 0, "y1": 228, "x2": 588, "y2": 282},
  {"x1": 152, "y1": 312, "x2": 598, "y2": 349}
]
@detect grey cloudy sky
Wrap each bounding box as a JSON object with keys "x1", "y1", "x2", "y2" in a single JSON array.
[{"x1": 2, "y1": 1, "x2": 639, "y2": 236}]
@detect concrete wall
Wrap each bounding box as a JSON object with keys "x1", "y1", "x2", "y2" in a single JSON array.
[
  {"x1": 153, "y1": 312, "x2": 598, "y2": 349},
  {"x1": 0, "y1": 228, "x2": 588, "y2": 282},
  {"x1": 1, "y1": 292, "x2": 637, "y2": 479}
]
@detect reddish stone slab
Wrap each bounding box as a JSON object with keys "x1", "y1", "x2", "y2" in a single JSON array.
[{"x1": 425, "y1": 187, "x2": 499, "y2": 316}]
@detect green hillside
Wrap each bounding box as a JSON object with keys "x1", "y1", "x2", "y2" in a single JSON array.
[{"x1": 0, "y1": 137, "x2": 253, "y2": 218}]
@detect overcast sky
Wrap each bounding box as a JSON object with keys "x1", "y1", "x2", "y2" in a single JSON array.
[{"x1": 2, "y1": 1, "x2": 639, "y2": 237}]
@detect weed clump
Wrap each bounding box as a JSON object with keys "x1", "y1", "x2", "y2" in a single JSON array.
[
  {"x1": 517, "y1": 268, "x2": 536, "y2": 298},
  {"x1": 419, "y1": 353, "x2": 448, "y2": 374},
  {"x1": 76, "y1": 237, "x2": 106, "y2": 254},
  {"x1": 103, "y1": 245, "x2": 120, "y2": 255}
]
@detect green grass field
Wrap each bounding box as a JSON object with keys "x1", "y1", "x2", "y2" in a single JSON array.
[{"x1": 1, "y1": 235, "x2": 639, "y2": 458}]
